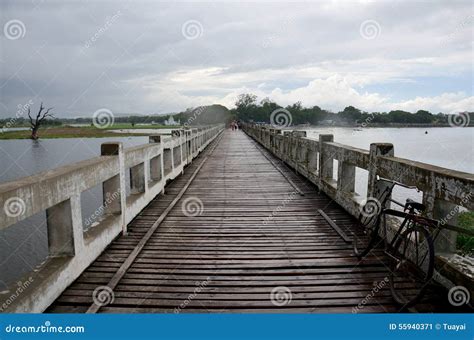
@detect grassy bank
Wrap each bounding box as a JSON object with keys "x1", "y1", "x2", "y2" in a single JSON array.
[{"x1": 0, "y1": 124, "x2": 179, "y2": 139}]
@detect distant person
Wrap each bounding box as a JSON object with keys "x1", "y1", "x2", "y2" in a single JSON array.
[{"x1": 230, "y1": 120, "x2": 238, "y2": 131}]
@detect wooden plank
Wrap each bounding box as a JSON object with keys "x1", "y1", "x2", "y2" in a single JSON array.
[{"x1": 318, "y1": 209, "x2": 352, "y2": 243}]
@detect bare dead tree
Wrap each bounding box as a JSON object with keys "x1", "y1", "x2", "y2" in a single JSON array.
[{"x1": 27, "y1": 102, "x2": 54, "y2": 140}]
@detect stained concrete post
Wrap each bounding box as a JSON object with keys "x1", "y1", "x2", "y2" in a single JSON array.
[
  {"x1": 143, "y1": 159, "x2": 150, "y2": 192},
  {"x1": 163, "y1": 147, "x2": 173, "y2": 176},
  {"x1": 433, "y1": 199, "x2": 459, "y2": 253},
  {"x1": 271, "y1": 129, "x2": 281, "y2": 154},
  {"x1": 308, "y1": 149, "x2": 318, "y2": 174},
  {"x1": 181, "y1": 129, "x2": 187, "y2": 164},
  {"x1": 149, "y1": 136, "x2": 163, "y2": 184},
  {"x1": 186, "y1": 130, "x2": 192, "y2": 163},
  {"x1": 281, "y1": 131, "x2": 291, "y2": 161},
  {"x1": 130, "y1": 163, "x2": 145, "y2": 194},
  {"x1": 172, "y1": 129, "x2": 185, "y2": 173},
  {"x1": 318, "y1": 134, "x2": 334, "y2": 181},
  {"x1": 46, "y1": 193, "x2": 83, "y2": 257},
  {"x1": 191, "y1": 129, "x2": 197, "y2": 155},
  {"x1": 293, "y1": 131, "x2": 307, "y2": 174},
  {"x1": 367, "y1": 143, "x2": 394, "y2": 199},
  {"x1": 101, "y1": 142, "x2": 127, "y2": 234},
  {"x1": 338, "y1": 161, "x2": 355, "y2": 194}
]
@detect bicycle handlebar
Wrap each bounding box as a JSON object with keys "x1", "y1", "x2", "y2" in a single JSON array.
[
  {"x1": 382, "y1": 208, "x2": 439, "y2": 228},
  {"x1": 389, "y1": 198, "x2": 405, "y2": 208},
  {"x1": 377, "y1": 176, "x2": 420, "y2": 191}
]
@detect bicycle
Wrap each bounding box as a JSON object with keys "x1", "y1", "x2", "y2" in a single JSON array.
[{"x1": 353, "y1": 176, "x2": 440, "y2": 307}]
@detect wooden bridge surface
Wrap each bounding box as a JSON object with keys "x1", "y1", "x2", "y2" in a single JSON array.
[{"x1": 48, "y1": 130, "x2": 455, "y2": 313}]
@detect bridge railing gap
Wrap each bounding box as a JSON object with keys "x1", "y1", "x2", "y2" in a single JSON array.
[
  {"x1": 0, "y1": 124, "x2": 224, "y2": 312},
  {"x1": 242, "y1": 122, "x2": 474, "y2": 292}
]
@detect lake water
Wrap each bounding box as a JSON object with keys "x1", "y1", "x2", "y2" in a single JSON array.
[{"x1": 0, "y1": 127, "x2": 472, "y2": 287}]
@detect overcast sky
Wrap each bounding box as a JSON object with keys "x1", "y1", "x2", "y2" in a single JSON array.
[{"x1": 0, "y1": 0, "x2": 472, "y2": 118}]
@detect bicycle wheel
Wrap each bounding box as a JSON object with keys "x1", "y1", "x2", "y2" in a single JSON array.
[
  {"x1": 389, "y1": 224, "x2": 434, "y2": 307},
  {"x1": 353, "y1": 196, "x2": 384, "y2": 258}
]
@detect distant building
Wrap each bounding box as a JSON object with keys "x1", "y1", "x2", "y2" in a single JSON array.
[{"x1": 164, "y1": 116, "x2": 180, "y2": 126}]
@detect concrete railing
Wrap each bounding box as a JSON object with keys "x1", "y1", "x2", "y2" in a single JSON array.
[
  {"x1": 0, "y1": 124, "x2": 224, "y2": 312},
  {"x1": 242, "y1": 123, "x2": 474, "y2": 290}
]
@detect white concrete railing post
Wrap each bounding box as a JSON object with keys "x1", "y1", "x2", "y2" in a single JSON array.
[
  {"x1": 338, "y1": 160, "x2": 355, "y2": 195},
  {"x1": 367, "y1": 143, "x2": 394, "y2": 202},
  {"x1": 101, "y1": 142, "x2": 127, "y2": 234},
  {"x1": 149, "y1": 135, "x2": 165, "y2": 194},
  {"x1": 291, "y1": 131, "x2": 306, "y2": 173},
  {"x1": 162, "y1": 139, "x2": 173, "y2": 178},
  {"x1": 172, "y1": 129, "x2": 185, "y2": 174},
  {"x1": 184, "y1": 128, "x2": 191, "y2": 164},
  {"x1": 130, "y1": 163, "x2": 145, "y2": 195},
  {"x1": 433, "y1": 200, "x2": 459, "y2": 253},
  {"x1": 318, "y1": 134, "x2": 334, "y2": 185}
]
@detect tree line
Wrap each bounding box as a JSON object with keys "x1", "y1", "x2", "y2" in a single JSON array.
[{"x1": 230, "y1": 93, "x2": 473, "y2": 126}]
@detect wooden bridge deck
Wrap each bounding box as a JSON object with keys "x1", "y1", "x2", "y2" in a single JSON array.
[{"x1": 47, "y1": 130, "x2": 454, "y2": 313}]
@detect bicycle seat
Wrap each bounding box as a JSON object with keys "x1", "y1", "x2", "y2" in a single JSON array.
[{"x1": 405, "y1": 198, "x2": 426, "y2": 212}]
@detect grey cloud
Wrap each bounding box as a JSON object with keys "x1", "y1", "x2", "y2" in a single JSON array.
[{"x1": 0, "y1": 0, "x2": 472, "y2": 117}]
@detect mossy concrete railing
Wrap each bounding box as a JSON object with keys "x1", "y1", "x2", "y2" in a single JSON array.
[
  {"x1": 0, "y1": 124, "x2": 224, "y2": 313},
  {"x1": 241, "y1": 123, "x2": 474, "y2": 293}
]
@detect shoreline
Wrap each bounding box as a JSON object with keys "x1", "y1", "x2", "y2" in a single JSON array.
[
  {"x1": 0, "y1": 125, "x2": 178, "y2": 140},
  {"x1": 292, "y1": 124, "x2": 473, "y2": 129}
]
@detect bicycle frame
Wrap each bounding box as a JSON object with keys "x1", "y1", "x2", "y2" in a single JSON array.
[{"x1": 362, "y1": 177, "x2": 432, "y2": 253}]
